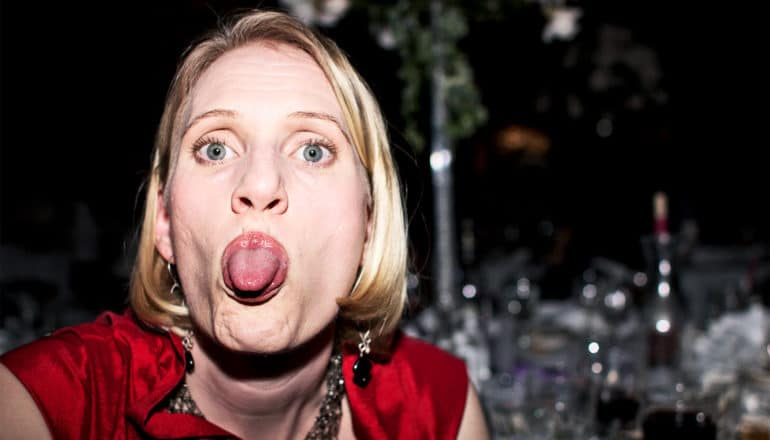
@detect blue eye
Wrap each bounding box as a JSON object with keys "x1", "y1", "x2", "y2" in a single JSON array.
[
  {"x1": 193, "y1": 137, "x2": 234, "y2": 164},
  {"x1": 302, "y1": 144, "x2": 325, "y2": 163},
  {"x1": 205, "y1": 143, "x2": 227, "y2": 161}
]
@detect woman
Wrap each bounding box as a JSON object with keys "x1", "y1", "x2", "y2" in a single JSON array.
[{"x1": 0, "y1": 9, "x2": 488, "y2": 440}]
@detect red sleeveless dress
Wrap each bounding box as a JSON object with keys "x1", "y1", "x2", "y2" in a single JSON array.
[{"x1": 1, "y1": 310, "x2": 468, "y2": 439}]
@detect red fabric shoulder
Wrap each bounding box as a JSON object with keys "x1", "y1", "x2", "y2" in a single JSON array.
[
  {"x1": 0, "y1": 310, "x2": 197, "y2": 439},
  {"x1": 2, "y1": 319, "x2": 95, "y2": 438},
  {"x1": 344, "y1": 333, "x2": 469, "y2": 440}
]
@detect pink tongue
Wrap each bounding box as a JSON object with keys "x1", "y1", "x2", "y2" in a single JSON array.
[{"x1": 226, "y1": 248, "x2": 280, "y2": 292}]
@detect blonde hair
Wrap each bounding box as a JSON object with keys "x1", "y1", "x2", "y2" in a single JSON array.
[{"x1": 129, "y1": 10, "x2": 407, "y2": 350}]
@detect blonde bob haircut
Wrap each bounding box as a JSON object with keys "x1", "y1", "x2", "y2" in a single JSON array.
[{"x1": 129, "y1": 9, "x2": 407, "y2": 350}]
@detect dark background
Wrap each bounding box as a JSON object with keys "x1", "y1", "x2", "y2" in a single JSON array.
[{"x1": 1, "y1": 1, "x2": 768, "y2": 310}]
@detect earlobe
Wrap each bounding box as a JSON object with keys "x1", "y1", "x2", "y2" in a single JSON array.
[{"x1": 154, "y1": 188, "x2": 175, "y2": 263}]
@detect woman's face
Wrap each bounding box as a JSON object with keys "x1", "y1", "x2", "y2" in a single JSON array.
[{"x1": 155, "y1": 43, "x2": 370, "y2": 354}]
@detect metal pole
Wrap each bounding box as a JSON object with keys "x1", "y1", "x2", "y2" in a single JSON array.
[{"x1": 429, "y1": 0, "x2": 458, "y2": 313}]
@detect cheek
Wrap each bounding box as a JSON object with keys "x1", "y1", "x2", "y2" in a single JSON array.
[
  {"x1": 297, "y1": 184, "x2": 369, "y2": 271},
  {"x1": 168, "y1": 196, "x2": 222, "y2": 322},
  {"x1": 166, "y1": 179, "x2": 224, "y2": 286},
  {"x1": 168, "y1": 168, "x2": 231, "y2": 240}
]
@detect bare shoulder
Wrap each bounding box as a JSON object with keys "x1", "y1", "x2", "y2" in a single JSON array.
[
  {"x1": 0, "y1": 363, "x2": 52, "y2": 440},
  {"x1": 457, "y1": 381, "x2": 491, "y2": 440}
]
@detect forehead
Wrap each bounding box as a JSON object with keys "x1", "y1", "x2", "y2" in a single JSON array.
[{"x1": 187, "y1": 42, "x2": 344, "y2": 124}]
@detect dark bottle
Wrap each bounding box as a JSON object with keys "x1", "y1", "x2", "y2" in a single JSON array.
[
  {"x1": 641, "y1": 191, "x2": 691, "y2": 415},
  {"x1": 642, "y1": 408, "x2": 716, "y2": 440},
  {"x1": 644, "y1": 192, "x2": 683, "y2": 369},
  {"x1": 595, "y1": 386, "x2": 641, "y2": 432}
]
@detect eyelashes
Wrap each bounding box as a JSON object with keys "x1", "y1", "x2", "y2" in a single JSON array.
[
  {"x1": 191, "y1": 135, "x2": 234, "y2": 164},
  {"x1": 298, "y1": 138, "x2": 336, "y2": 165},
  {"x1": 189, "y1": 134, "x2": 338, "y2": 166}
]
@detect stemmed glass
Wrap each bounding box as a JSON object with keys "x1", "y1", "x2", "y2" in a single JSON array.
[{"x1": 578, "y1": 257, "x2": 645, "y2": 438}]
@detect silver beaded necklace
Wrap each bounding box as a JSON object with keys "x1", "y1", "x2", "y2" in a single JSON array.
[{"x1": 167, "y1": 353, "x2": 345, "y2": 439}]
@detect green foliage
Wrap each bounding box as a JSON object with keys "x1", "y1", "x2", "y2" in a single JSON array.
[{"x1": 353, "y1": 0, "x2": 525, "y2": 152}]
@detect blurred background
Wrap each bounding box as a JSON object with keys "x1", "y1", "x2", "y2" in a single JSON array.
[{"x1": 1, "y1": 1, "x2": 768, "y2": 438}]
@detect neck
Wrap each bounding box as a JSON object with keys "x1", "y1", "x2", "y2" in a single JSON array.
[{"x1": 186, "y1": 322, "x2": 336, "y2": 439}]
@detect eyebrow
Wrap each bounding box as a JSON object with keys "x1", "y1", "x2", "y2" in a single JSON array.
[
  {"x1": 182, "y1": 108, "x2": 351, "y2": 143},
  {"x1": 183, "y1": 109, "x2": 239, "y2": 135},
  {"x1": 288, "y1": 111, "x2": 351, "y2": 143}
]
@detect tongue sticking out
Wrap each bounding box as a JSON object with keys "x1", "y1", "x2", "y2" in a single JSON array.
[
  {"x1": 222, "y1": 232, "x2": 289, "y2": 302},
  {"x1": 224, "y1": 248, "x2": 281, "y2": 295}
]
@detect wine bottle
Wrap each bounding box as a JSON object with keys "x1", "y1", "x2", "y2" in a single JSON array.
[
  {"x1": 645, "y1": 191, "x2": 682, "y2": 368},
  {"x1": 641, "y1": 191, "x2": 689, "y2": 411}
]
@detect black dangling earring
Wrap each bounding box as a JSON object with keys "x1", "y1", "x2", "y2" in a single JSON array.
[
  {"x1": 352, "y1": 329, "x2": 372, "y2": 387},
  {"x1": 168, "y1": 262, "x2": 194, "y2": 374}
]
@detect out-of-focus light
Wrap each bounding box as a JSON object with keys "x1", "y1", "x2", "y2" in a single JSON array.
[
  {"x1": 591, "y1": 362, "x2": 603, "y2": 374},
  {"x1": 596, "y1": 117, "x2": 613, "y2": 138},
  {"x1": 582, "y1": 284, "x2": 597, "y2": 300},
  {"x1": 588, "y1": 341, "x2": 600, "y2": 354},
  {"x1": 542, "y1": 7, "x2": 582, "y2": 43},
  {"x1": 659, "y1": 259, "x2": 671, "y2": 276},
  {"x1": 279, "y1": 0, "x2": 351, "y2": 26},
  {"x1": 430, "y1": 150, "x2": 452, "y2": 171},
  {"x1": 633, "y1": 272, "x2": 648, "y2": 287},
  {"x1": 508, "y1": 300, "x2": 522, "y2": 315},
  {"x1": 517, "y1": 278, "x2": 530, "y2": 298},
  {"x1": 479, "y1": 367, "x2": 491, "y2": 382},
  {"x1": 658, "y1": 281, "x2": 670, "y2": 297},
  {"x1": 656, "y1": 319, "x2": 671, "y2": 333},
  {"x1": 604, "y1": 290, "x2": 627, "y2": 310},
  {"x1": 376, "y1": 27, "x2": 396, "y2": 49},
  {"x1": 745, "y1": 395, "x2": 760, "y2": 413},
  {"x1": 462, "y1": 284, "x2": 477, "y2": 299}
]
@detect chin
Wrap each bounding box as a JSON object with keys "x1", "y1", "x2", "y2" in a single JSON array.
[
  {"x1": 208, "y1": 308, "x2": 293, "y2": 354},
  {"x1": 199, "y1": 286, "x2": 340, "y2": 354}
]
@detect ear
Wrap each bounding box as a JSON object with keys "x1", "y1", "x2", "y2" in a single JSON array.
[{"x1": 154, "y1": 188, "x2": 175, "y2": 264}]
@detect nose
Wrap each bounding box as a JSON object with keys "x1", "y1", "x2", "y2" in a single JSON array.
[{"x1": 231, "y1": 154, "x2": 288, "y2": 215}]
